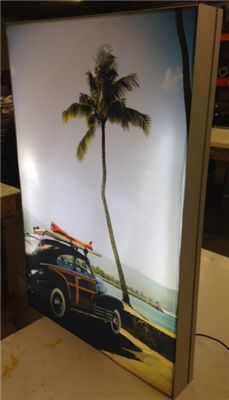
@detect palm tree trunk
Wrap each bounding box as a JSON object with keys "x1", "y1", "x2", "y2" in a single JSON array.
[
  {"x1": 175, "y1": 8, "x2": 192, "y2": 133},
  {"x1": 101, "y1": 123, "x2": 130, "y2": 305}
]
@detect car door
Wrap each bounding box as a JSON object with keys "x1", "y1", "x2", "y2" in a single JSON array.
[{"x1": 74, "y1": 256, "x2": 97, "y2": 310}]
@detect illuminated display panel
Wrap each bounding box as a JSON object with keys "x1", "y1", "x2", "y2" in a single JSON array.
[{"x1": 7, "y1": 5, "x2": 220, "y2": 397}]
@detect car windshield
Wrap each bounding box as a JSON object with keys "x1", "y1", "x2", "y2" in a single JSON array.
[{"x1": 75, "y1": 257, "x2": 92, "y2": 277}]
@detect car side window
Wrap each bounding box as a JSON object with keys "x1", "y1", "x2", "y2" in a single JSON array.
[{"x1": 57, "y1": 254, "x2": 74, "y2": 270}]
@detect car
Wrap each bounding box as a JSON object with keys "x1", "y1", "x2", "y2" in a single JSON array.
[{"x1": 26, "y1": 234, "x2": 124, "y2": 334}]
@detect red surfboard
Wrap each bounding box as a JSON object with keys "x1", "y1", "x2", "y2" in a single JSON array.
[{"x1": 50, "y1": 222, "x2": 94, "y2": 251}]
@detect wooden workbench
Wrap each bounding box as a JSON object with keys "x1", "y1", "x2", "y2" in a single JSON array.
[
  {"x1": 211, "y1": 128, "x2": 229, "y2": 152},
  {"x1": 1, "y1": 183, "x2": 21, "y2": 298},
  {"x1": 210, "y1": 128, "x2": 229, "y2": 164},
  {"x1": 1, "y1": 250, "x2": 229, "y2": 400}
]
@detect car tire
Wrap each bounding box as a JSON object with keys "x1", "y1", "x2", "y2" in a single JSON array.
[
  {"x1": 111, "y1": 309, "x2": 121, "y2": 335},
  {"x1": 50, "y1": 287, "x2": 68, "y2": 319}
]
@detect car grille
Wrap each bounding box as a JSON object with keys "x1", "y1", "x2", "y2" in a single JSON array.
[
  {"x1": 92, "y1": 305, "x2": 113, "y2": 321},
  {"x1": 28, "y1": 281, "x2": 50, "y2": 298}
]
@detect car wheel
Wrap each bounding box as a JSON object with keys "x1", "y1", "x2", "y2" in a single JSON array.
[
  {"x1": 111, "y1": 309, "x2": 121, "y2": 335},
  {"x1": 50, "y1": 288, "x2": 67, "y2": 319}
]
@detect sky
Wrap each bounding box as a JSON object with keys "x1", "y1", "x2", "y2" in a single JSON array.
[{"x1": 7, "y1": 8, "x2": 196, "y2": 290}]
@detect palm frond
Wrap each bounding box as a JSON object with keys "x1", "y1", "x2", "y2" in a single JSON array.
[
  {"x1": 86, "y1": 70, "x2": 97, "y2": 93},
  {"x1": 113, "y1": 74, "x2": 139, "y2": 99},
  {"x1": 107, "y1": 100, "x2": 129, "y2": 129},
  {"x1": 79, "y1": 93, "x2": 95, "y2": 107},
  {"x1": 95, "y1": 45, "x2": 118, "y2": 83},
  {"x1": 76, "y1": 126, "x2": 95, "y2": 161},
  {"x1": 95, "y1": 45, "x2": 116, "y2": 70},
  {"x1": 125, "y1": 107, "x2": 151, "y2": 135},
  {"x1": 62, "y1": 102, "x2": 92, "y2": 123},
  {"x1": 87, "y1": 114, "x2": 98, "y2": 129},
  {"x1": 108, "y1": 102, "x2": 151, "y2": 135}
]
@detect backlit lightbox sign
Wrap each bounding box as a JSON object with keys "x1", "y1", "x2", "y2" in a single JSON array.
[{"x1": 7, "y1": 4, "x2": 221, "y2": 397}]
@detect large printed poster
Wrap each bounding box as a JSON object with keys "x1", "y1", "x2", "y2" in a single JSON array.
[{"x1": 8, "y1": 8, "x2": 196, "y2": 396}]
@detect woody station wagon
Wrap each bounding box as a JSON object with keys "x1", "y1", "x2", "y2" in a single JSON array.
[{"x1": 26, "y1": 231, "x2": 124, "y2": 335}]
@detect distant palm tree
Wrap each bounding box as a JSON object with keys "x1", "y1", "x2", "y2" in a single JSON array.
[
  {"x1": 175, "y1": 9, "x2": 192, "y2": 132},
  {"x1": 63, "y1": 45, "x2": 151, "y2": 305}
]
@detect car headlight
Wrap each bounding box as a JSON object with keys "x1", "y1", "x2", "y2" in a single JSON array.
[
  {"x1": 30, "y1": 269, "x2": 38, "y2": 275},
  {"x1": 95, "y1": 276, "x2": 107, "y2": 294}
]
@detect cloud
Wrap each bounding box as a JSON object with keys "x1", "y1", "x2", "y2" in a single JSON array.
[{"x1": 161, "y1": 67, "x2": 183, "y2": 92}]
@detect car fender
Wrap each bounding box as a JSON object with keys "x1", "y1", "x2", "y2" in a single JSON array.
[
  {"x1": 28, "y1": 265, "x2": 70, "y2": 299},
  {"x1": 93, "y1": 294, "x2": 124, "y2": 312}
]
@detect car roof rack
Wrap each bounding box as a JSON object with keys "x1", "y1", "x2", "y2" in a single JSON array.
[{"x1": 33, "y1": 223, "x2": 101, "y2": 257}]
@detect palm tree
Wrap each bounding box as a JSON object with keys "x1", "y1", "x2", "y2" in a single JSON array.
[
  {"x1": 62, "y1": 45, "x2": 151, "y2": 305},
  {"x1": 175, "y1": 9, "x2": 192, "y2": 132}
]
